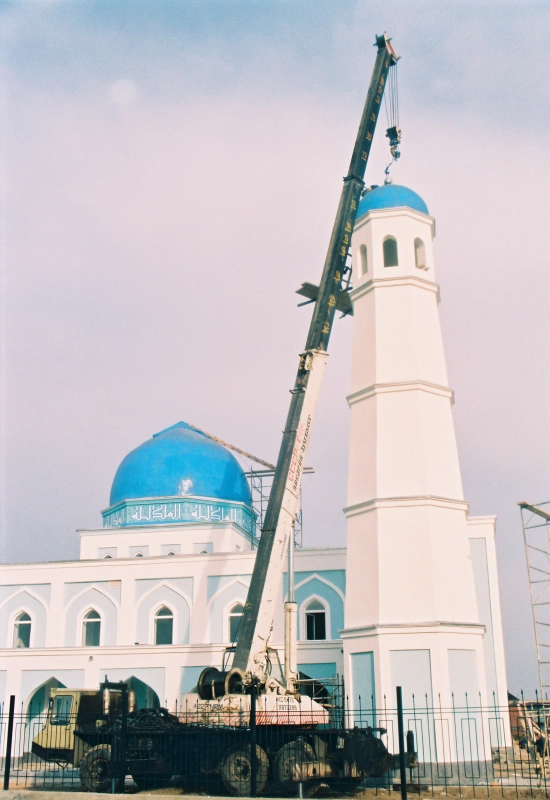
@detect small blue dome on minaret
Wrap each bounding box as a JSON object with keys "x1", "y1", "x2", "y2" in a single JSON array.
[{"x1": 356, "y1": 184, "x2": 429, "y2": 219}]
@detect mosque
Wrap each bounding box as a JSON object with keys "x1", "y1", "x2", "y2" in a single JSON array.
[{"x1": 0, "y1": 183, "x2": 509, "y2": 720}]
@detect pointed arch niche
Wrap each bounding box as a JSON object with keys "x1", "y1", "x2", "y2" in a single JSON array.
[
  {"x1": 64, "y1": 587, "x2": 118, "y2": 647},
  {"x1": 0, "y1": 590, "x2": 47, "y2": 649}
]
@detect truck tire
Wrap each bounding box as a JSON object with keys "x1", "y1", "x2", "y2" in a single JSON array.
[
  {"x1": 273, "y1": 740, "x2": 320, "y2": 797},
  {"x1": 221, "y1": 743, "x2": 268, "y2": 796},
  {"x1": 80, "y1": 744, "x2": 124, "y2": 793}
]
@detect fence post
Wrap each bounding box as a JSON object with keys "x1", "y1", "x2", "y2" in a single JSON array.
[
  {"x1": 396, "y1": 686, "x2": 407, "y2": 800},
  {"x1": 250, "y1": 682, "x2": 257, "y2": 798},
  {"x1": 3, "y1": 695, "x2": 15, "y2": 791}
]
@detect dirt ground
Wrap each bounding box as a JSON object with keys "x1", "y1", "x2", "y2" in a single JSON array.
[{"x1": 2, "y1": 787, "x2": 550, "y2": 800}]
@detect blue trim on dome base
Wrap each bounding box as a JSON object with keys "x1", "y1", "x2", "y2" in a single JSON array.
[{"x1": 102, "y1": 495, "x2": 257, "y2": 537}]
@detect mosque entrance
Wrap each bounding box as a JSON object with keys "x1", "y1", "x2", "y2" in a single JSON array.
[{"x1": 25, "y1": 678, "x2": 67, "y2": 753}]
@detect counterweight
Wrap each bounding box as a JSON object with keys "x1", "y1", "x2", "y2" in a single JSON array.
[{"x1": 232, "y1": 34, "x2": 399, "y2": 681}]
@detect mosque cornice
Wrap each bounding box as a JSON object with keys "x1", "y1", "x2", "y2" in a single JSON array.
[
  {"x1": 350, "y1": 275, "x2": 440, "y2": 304},
  {"x1": 0, "y1": 642, "x2": 250, "y2": 658},
  {"x1": 79, "y1": 520, "x2": 254, "y2": 537},
  {"x1": 354, "y1": 205, "x2": 435, "y2": 233},
  {"x1": 344, "y1": 495, "x2": 469, "y2": 517},
  {"x1": 0, "y1": 545, "x2": 346, "y2": 571},
  {"x1": 340, "y1": 621, "x2": 486, "y2": 638},
  {"x1": 347, "y1": 380, "x2": 454, "y2": 407}
]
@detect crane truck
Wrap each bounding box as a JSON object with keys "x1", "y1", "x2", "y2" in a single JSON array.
[{"x1": 32, "y1": 34, "x2": 411, "y2": 795}]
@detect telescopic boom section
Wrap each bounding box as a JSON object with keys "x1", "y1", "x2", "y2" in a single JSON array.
[{"x1": 232, "y1": 34, "x2": 398, "y2": 682}]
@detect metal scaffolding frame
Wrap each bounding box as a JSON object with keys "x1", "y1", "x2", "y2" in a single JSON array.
[
  {"x1": 245, "y1": 467, "x2": 313, "y2": 549},
  {"x1": 520, "y1": 501, "x2": 550, "y2": 700}
]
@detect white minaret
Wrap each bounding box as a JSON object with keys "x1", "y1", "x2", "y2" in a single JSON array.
[{"x1": 342, "y1": 183, "x2": 508, "y2": 712}]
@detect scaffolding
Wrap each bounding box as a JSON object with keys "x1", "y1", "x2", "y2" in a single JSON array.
[
  {"x1": 520, "y1": 501, "x2": 550, "y2": 700},
  {"x1": 245, "y1": 467, "x2": 314, "y2": 549}
]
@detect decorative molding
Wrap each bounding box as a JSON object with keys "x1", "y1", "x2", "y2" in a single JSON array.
[
  {"x1": 344, "y1": 495, "x2": 469, "y2": 518},
  {"x1": 353, "y1": 205, "x2": 435, "y2": 233},
  {"x1": 340, "y1": 620, "x2": 486, "y2": 638},
  {"x1": 347, "y1": 380, "x2": 454, "y2": 407},
  {"x1": 101, "y1": 495, "x2": 256, "y2": 537},
  {"x1": 350, "y1": 274, "x2": 440, "y2": 304}
]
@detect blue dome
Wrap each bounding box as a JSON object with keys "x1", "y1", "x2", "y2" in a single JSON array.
[
  {"x1": 357, "y1": 184, "x2": 429, "y2": 219},
  {"x1": 110, "y1": 422, "x2": 252, "y2": 507}
]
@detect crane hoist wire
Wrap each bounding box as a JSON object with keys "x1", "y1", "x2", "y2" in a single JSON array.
[
  {"x1": 384, "y1": 61, "x2": 400, "y2": 130},
  {"x1": 384, "y1": 62, "x2": 401, "y2": 177}
]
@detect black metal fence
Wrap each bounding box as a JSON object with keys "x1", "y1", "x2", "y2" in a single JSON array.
[{"x1": 0, "y1": 691, "x2": 548, "y2": 796}]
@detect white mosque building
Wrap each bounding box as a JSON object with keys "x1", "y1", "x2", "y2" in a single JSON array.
[{"x1": 0, "y1": 183, "x2": 508, "y2": 719}]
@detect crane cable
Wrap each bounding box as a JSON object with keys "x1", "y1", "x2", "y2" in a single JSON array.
[{"x1": 383, "y1": 63, "x2": 401, "y2": 179}]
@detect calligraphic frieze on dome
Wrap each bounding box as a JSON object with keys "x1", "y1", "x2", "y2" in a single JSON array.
[{"x1": 102, "y1": 497, "x2": 256, "y2": 535}]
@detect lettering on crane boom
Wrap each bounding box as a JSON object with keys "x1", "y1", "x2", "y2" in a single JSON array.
[{"x1": 288, "y1": 414, "x2": 312, "y2": 493}]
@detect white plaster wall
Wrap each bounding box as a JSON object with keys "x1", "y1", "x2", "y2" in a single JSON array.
[
  {"x1": 343, "y1": 202, "x2": 502, "y2": 711},
  {"x1": 347, "y1": 390, "x2": 463, "y2": 505},
  {"x1": 0, "y1": 538, "x2": 345, "y2": 710},
  {"x1": 79, "y1": 522, "x2": 253, "y2": 560},
  {"x1": 467, "y1": 516, "x2": 509, "y2": 705}
]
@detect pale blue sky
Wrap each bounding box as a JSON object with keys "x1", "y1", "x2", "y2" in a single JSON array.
[{"x1": 1, "y1": 0, "x2": 548, "y2": 694}]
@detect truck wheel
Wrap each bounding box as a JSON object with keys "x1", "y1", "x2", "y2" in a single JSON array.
[
  {"x1": 221, "y1": 743, "x2": 268, "y2": 796},
  {"x1": 132, "y1": 773, "x2": 173, "y2": 791},
  {"x1": 80, "y1": 744, "x2": 124, "y2": 793},
  {"x1": 273, "y1": 740, "x2": 320, "y2": 797}
]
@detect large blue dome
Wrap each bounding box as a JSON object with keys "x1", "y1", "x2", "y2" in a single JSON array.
[
  {"x1": 110, "y1": 422, "x2": 252, "y2": 507},
  {"x1": 357, "y1": 184, "x2": 429, "y2": 219}
]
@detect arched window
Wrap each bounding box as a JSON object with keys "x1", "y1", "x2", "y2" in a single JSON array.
[
  {"x1": 103, "y1": 554, "x2": 112, "y2": 559},
  {"x1": 359, "y1": 244, "x2": 368, "y2": 276},
  {"x1": 13, "y1": 612, "x2": 31, "y2": 648},
  {"x1": 383, "y1": 236, "x2": 399, "y2": 267},
  {"x1": 228, "y1": 603, "x2": 244, "y2": 643},
  {"x1": 414, "y1": 237, "x2": 426, "y2": 269},
  {"x1": 305, "y1": 599, "x2": 326, "y2": 641},
  {"x1": 134, "y1": 552, "x2": 144, "y2": 558},
  {"x1": 155, "y1": 606, "x2": 173, "y2": 645},
  {"x1": 166, "y1": 551, "x2": 175, "y2": 557},
  {"x1": 82, "y1": 609, "x2": 101, "y2": 647},
  {"x1": 198, "y1": 549, "x2": 208, "y2": 555}
]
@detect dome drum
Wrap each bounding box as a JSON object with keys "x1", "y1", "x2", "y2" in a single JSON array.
[{"x1": 102, "y1": 495, "x2": 256, "y2": 536}]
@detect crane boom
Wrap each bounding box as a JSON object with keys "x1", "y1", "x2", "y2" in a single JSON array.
[{"x1": 232, "y1": 34, "x2": 398, "y2": 682}]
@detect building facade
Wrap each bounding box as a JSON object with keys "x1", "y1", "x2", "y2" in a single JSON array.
[{"x1": 0, "y1": 185, "x2": 508, "y2": 722}]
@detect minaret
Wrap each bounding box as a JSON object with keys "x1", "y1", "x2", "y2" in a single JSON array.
[{"x1": 342, "y1": 182, "x2": 508, "y2": 710}]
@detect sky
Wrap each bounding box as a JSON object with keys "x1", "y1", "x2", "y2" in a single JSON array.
[{"x1": 0, "y1": 0, "x2": 548, "y2": 695}]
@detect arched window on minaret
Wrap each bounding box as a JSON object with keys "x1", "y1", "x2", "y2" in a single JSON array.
[
  {"x1": 383, "y1": 236, "x2": 399, "y2": 267},
  {"x1": 414, "y1": 237, "x2": 427, "y2": 269},
  {"x1": 359, "y1": 244, "x2": 368, "y2": 275}
]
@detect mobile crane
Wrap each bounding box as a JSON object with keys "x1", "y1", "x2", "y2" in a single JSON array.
[
  {"x1": 32, "y1": 33, "x2": 407, "y2": 796},
  {"x1": 192, "y1": 31, "x2": 398, "y2": 708}
]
